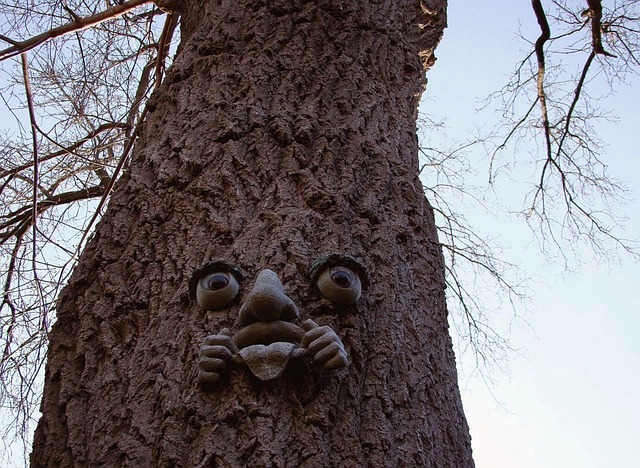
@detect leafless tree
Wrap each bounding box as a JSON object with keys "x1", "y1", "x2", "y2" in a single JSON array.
[
  {"x1": 486, "y1": 0, "x2": 640, "y2": 265},
  {"x1": 0, "y1": 0, "x2": 637, "y2": 461},
  {"x1": 417, "y1": 117, "x2": 529, "y2": 379},
  {"x1": 1, "y1": 0, "x2": 177, "y2": 452}
]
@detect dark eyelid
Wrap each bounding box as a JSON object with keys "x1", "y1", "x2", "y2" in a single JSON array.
[
  {"x1": 189, "y1": 260, "x2": 246, "y2": 300},
  {"x1": 309, "y1": 253, "x2": 369, "y2": 289}
]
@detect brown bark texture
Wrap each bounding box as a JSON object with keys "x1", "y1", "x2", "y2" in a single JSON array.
[{"x1": 31, "y1": 0, "x2": 474, "y2": 466}]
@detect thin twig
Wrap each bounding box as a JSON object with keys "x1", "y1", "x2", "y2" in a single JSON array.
[
  {"x1": 154, "y1": 13, "x2": 179, "y2": 88},
  {"x1": 0, "y1": 123, "x2": 130, "y2": 180},
  {"x1": 20, "y1": 53, "x2": 46, "y2": 329},
  {"x1": 0, "y1": 0, "x2": 154, "y2": 62},
  {"x1": 74, "y1": 107, "x2": 149, "y2": 259}
]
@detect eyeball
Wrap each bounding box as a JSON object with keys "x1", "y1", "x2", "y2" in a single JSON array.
[
  {"x1": 196, "y1": 272, "x2": 240, "y2": 310},
  {"x1": 316, "y1": 265, "x2": 362, "y2": 304}
]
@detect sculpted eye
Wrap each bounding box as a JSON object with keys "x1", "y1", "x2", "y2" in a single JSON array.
[
  {"x1": 207, "y1": 274, "x2": 229, "y2": 290},
  {"x1": 331, "y1": 270, "x2": 353, "y2": 288},
  {"x1": 196, "y1": 272, "x2": 239, "y2": 310},
  {"x1": 317, "y1": 266, "x2": 362, "y2": 304}
]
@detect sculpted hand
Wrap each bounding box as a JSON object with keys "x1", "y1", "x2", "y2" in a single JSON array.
[
  {"x1": 300, "y1": 319, "x2": 348, "y2": 370},
  {"x1": 198, "y1": 328, "x2": 238, "y2": 384}
]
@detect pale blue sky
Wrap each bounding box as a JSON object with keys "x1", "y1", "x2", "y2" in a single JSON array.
[{"x1": 423, "y1": 2, "x2": 640, "y2": 467}]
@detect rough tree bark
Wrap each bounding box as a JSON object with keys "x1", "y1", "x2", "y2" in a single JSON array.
[{"x1": 31, "y1": 0, "x2": 474, "y2": 466}]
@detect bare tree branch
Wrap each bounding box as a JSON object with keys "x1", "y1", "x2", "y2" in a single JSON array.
[
  {"x1": 585, "y1": 0, "x2": 617, "y2": 57},
  {"x1": 532, "y1": 0, "x2": 553, "y2": 162},
  {"x1": 0, "y1": 2, "x2": 175, "y2": 454},
  {"x1": 154, "y1": 13, "x2": 178, "y2": 88},
  {"x1": 19, "y1": 52, "x2": 47, "y2": 332},
  {"x1": 0, "y1": 0, "x2": 154, "y2": 62},
  {"x1": 0, "y1": 123, "x2": 129, "y2": 180}
]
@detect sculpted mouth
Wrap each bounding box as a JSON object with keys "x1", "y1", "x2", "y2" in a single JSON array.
[
  {"x1": 232, "y1": 321, "x2": 305, "y2": 381},
  {"x1": 232, "y1": 321, "x2": 304, "y2": 348}
]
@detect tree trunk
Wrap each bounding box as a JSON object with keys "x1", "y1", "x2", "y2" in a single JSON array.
[{"x1": 32, "y1": 0, "x2": 474, "y2": 466}]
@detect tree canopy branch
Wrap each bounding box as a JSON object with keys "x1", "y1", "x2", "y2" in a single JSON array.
[
  {"x1": 585, "y1": 0, "x2": 617, "y2": 57},
  {"x1": 0, "y1": 0, "x2": 154, "y2": 62}
]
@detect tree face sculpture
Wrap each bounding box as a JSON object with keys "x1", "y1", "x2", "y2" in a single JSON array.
[
  {"x1": 192, "y1": 255, "x2": 366, "y2": 383},
  {"x1": 31, "y1": 1, "x2": 474, "y2": 466}
]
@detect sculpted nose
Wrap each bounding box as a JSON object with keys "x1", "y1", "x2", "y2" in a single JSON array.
[{"x1": 238, "y1": 269, "x2": 299, "y2": 325}]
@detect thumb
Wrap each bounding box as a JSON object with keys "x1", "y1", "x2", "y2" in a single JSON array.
[
  {"x1": 219, "y1": 327, "x2": 233, "y2": 336},
  {"x1": 301, "y1": 319, "x2": 319, "y2": 332}
]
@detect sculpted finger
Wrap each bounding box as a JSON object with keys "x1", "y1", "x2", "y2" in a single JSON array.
[
  {"x1": 291, "y1": 347, "x2": 308, "y2": 359},
  {"x1": 307, "y1": 332, "x2": 338, "y2": 355},
  {"x1": 203, "y1": 334, "x2": 238, "y2": 352},
  {"x1": 301, "y1": 325, "x2": 333, "y2": 349},
  {"x1": 198, "y1": 370, "x2": 222, "y2": 384},
  {"x1": 199, "y1": 356, "x2": 227, "y2": 373},
  {"x1": 301, "y1": 319, "x2": 319, "y2": 332},
  {"x1": 323, "y1": 351, "x2": 348, "y2": 369},
  {"x1": 201, "y1": 345, "x2": 235, "y2": 361},
  {"x1": 312, "y1": 341, "x2": 342, "y2": 365}
]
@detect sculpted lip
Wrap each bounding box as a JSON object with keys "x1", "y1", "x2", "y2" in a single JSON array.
[
  {"x1": 232, "y1": 321, "x2": 304, "y2": 349},
  {"x1": 231, "y1": 321, "x2": 305, "y2": 381}
]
